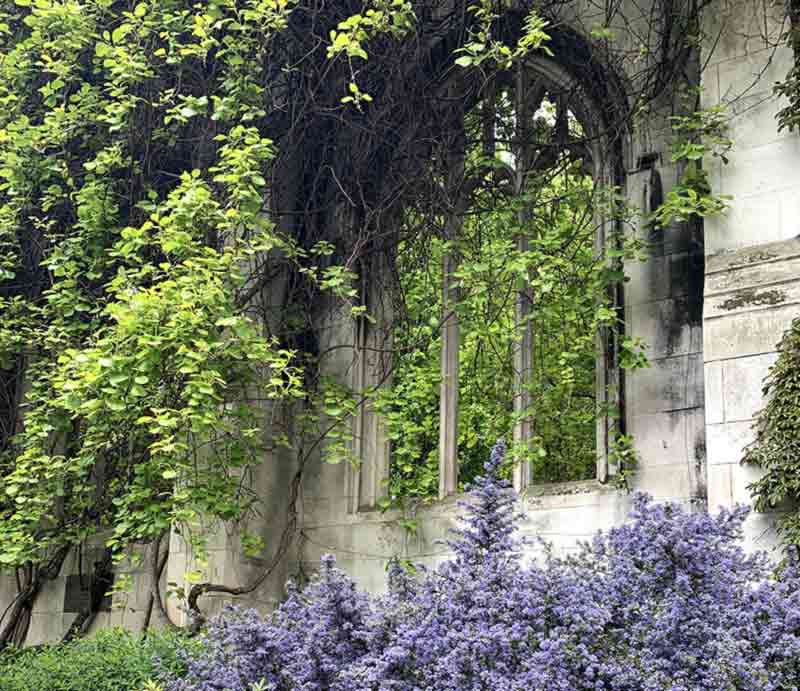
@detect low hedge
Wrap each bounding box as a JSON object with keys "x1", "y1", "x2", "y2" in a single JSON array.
[{"x1": 0, "y1": 629, "x2": 190, "y2": 691}]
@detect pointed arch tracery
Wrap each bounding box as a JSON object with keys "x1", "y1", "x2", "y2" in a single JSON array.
[{"x1": 343, "y1": 26, "x2": 635, "y2": 508}]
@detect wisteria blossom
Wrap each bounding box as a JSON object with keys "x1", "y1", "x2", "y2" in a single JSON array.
[{"x1": 166, "y1": 441, "x2": 800, "y2": 690}]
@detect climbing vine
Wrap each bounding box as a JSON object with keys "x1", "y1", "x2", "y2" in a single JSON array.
[
  {"x1": 743, "y1": 318, "x2": 800, "y2": 547},
  {"x1": 653, "y1": 101, "x2": 733, "y2": 228},
  {"x1": 775, "y1": 0, "x2": 800, "y2": 133}
]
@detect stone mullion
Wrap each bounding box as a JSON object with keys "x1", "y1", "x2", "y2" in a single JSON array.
[
  {"x1": 438, "y1": 92, "x2": 466, "y2": 499},
  {"x1": 347, "y1": 315, "x2": 367, "y2": 514},
  {"x1": 356, "y1": 261, "x2": 393, "y2": 511},
  {"x1": 512, "y1": 65, "x2": 537, "y2": 493},
  {"x1": 438, "y1": 250, "x2": 461, "y2": 499}
]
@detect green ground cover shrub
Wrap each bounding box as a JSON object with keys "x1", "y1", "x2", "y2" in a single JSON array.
[{"x1": 0, "y1": 629, "x2": 189, "y2": 691}]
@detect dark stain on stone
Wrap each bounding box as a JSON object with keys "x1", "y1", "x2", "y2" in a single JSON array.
[
  {"x1": 694, "y1": 437, "x2": 706, "y2": 464},
  {"x1": 686, "y1": 218, "x2": 704, "y2": 327},
  {"x1": 693, "y1": 436, "x2": 708, "y2": 501},
  {"x1": 663, "y1": 297, "x2": 687, "y2": 357},
  {"x1": 728, "y1": 250, "x2": 778, "y2": 268},
  {"x1": 664, "y1": 219, "x2": 703, "y2": 356},
  {"x1": 719, "y1": 288, "x2": 786, "y2": 311}
]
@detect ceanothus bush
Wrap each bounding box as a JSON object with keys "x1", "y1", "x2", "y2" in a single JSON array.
[{"x1": 166, "y1": 442, "x2": 800, "y2": 690}]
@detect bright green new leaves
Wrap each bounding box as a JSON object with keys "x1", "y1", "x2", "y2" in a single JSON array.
[
  {"x1": 326, "y1": 0, "x2": 415, "y2": 107},
  {"x1": 327, "y1": 1, "x2": 549, "y2": 106},
  {"x1": 1, "y1": 165, "x2": 303, "y2": 565},
  {"x1": 0, "y1": 0, "x2": 302, "y2": 567},
  {"x1": 327, "y1": 0, "x2": 414, "y2": 61},
  {"x1": 454, "y1": 4, "x2": 551, "y2": 69},
  {"x1": 652, "y1": 104, "x2": 733, "y2": 228}
]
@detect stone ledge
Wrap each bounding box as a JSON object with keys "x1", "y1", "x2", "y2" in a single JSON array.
[
  {"x1": 523, "y1": 478, "x2": 613, "y2": 498},
  {"x1": 706, "y1": 237, "x2": 800, "y2": 275}
]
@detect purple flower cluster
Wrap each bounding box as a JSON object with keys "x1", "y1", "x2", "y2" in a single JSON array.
[{"x1": 167, "y1": 442, "x2": 800, "y2": 690}]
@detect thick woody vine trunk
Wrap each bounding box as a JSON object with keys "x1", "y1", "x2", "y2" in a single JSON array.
[
  {"x1": 0, "y1": 547, "x2": 70, "y2": 650},
  {"x1": 185, "y1": 458, "x2": 305, "y2": 631},
  {"x1": 61, "y1": 548, "x2": 114, "y2": 643}
]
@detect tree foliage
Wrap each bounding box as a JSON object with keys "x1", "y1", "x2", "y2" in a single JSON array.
[
  {"x1": 0, "y1": 0, "x2": 312, "y2": 571},
  {"x1": 0, "y1": 0, "x2": 559, "y2": 638}
]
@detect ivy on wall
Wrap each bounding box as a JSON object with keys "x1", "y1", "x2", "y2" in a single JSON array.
[
  {"x1": 743, "y1": 318, "x2": 800, "y2": 546},
  {"x1": 775, "y1": 0, "x2": 800, "y2": 133}
]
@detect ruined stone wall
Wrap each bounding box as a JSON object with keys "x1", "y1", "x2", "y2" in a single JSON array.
[
  {"x1": 296, "y1": 3, "x2": 710, "y2": 591},
  {"x1": 702, "y1": 0, "x2": 800, "y2": 551},
  {"x1": 296, "y1": 0, "x2": 800, "y2": 592},
  {"x1": 4, "y1": 0, "x2": 799, "y2": 644}
]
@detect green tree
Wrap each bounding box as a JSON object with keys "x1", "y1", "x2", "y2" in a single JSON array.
[{"x1": 0, "y1": 0, "x2": 554, "y2": 641}]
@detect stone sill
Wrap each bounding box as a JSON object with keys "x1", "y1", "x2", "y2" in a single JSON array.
[{"x1": 309, "y1": 479, "x2": 621, "y2": 528}]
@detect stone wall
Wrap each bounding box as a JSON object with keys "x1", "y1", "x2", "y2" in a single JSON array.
[
  {"x1": 3, "y1": 0, "x2": 798, "y2": 645},
  {"x1": 702, "y1": 0, "x2": 800, "y2": 551},
  {"x1": 704, "y1": 238, "x2": 800, "y2": 550}
]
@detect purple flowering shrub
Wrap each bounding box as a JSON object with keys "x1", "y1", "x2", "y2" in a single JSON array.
[{"x1": 167, "y1": 442, "x2": 800, "y2": 690}]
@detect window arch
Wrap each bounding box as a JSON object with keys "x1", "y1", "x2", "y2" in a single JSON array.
[{"x1": 344, "y1": 32, "x2": 633, "y2": 508}]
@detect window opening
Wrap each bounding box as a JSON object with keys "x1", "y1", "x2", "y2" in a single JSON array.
[{"x1": 374, "y1": 64, "x2": 627, "y2": 507}]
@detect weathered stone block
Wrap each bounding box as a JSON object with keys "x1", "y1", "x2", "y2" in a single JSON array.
[
  {"x1": 632, "y1": 463, "x2": 694, "y2": 501},
  {"x1": 627, "y1": 410, "x2": 692, "y2": 467},
  {"x1": 703, "y1": 0, "x2": 786, "y2": 64},
  {"x1": 704, "y1": 361, "x2": 724, "y2": 424},
  {"x1": 706, "y1": 420, "x2": 754, "y2": 466},
  {"x1": 34, "y1": 576, "x2": 66, "y2": 615},
  {"x1": 707, "y1": 463, "x2": 734, "y2": 509},
  {"x1": 706, "y1": 251, "x2": 800, "y2": 296},
  {"x1": 25, "y1": 613, "x2": 61, "y2": 646},
  {"x1": 706, "y1": 237, "x2": 800, "y2": 274},
  {"x1": 706, "y1": 282, "x2": 800, "y2": 321},
  {"x1": 627, "y1": 353, "x2": 704, "y2": 414},
  {"x1": 717, "y1": 46, "x2": 794, "y2": 102},
  {"x1": 704, "y1": 304, "x2": 799, "y2": 361},
  {"x1": 718, "y1": 138, "x2": 800, "y2": 204},
  {"x1": 704, "y1": 192, "x2": 783, "y2": 255},
  {"x1": 722, "y1": 353, "x2": 776, "y2": 422},
  {"x1": 730, "y1": 460, "x2": 765, "y2": 505},
  {"x1": 625, "y1": 252, "x2": 692, "y2": 306},
  {"x1": 627, "y1": 298, "x2": 702, "y2": 359}
]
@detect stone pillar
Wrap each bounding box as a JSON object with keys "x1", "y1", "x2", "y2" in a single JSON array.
[
  {"x1": 350, "y1": 270, "x2": 392, "y2": 511},
  {"x1": 512, "y1": 238, "x2": 534, "y2": 492},
  {"x1": 347, "y1": 318, "x2": 366, "y2": 514},
  {"x1": 438, "y1": 97, "x2": 466, "y2": 499}
]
